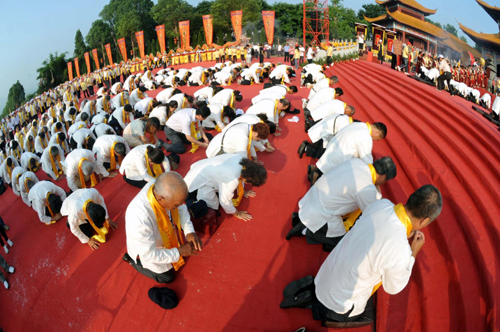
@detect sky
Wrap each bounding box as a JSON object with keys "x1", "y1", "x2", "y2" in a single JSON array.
[{"x1": 0, "y1": 0, "x2": 497, "y2": 111}]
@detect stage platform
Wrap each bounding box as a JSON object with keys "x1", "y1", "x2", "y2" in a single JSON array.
[{"x1": 0, "y1": 58, "x2": 498, "y2": 332}]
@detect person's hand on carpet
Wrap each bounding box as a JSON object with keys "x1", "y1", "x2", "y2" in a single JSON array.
[
  {"x1": 108, "y1": 171, "x2": 118, "y2": 178},
  {"x1": 233, "y1": 210, "x2": 252, "y2": 221},
  {"x1": 98, "y1": 174, "x2": 103, "y2": 181},
  {"x1": 178, "y1": 242, "x2": 196, "y2": 256},
  {"x1": 88, "y1": 238, "x2": 100, "y2": 250},
  {"x1": 411, "y1": 231, "x2": 425, "y2": 258},
  {"x1": 244, "y1": 190, "x2": 256, "y2": 198},
  {"x1": 108, "y1": 219, "x2": 118, "y2": 230},
  {"x1": 199, "y1": 142, "x2": 209, "y2": 148},
  {"x1": 186, "y1": 233, "x2": 203, "y2": 252}
]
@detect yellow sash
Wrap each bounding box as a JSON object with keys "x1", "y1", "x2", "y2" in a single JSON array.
[
  {"x1": 189, "y1": 121, "x2": 202, "y2": 153},
  {"x1": 232, "y1": 178, "x2": 245, "y2": 207},
  {"x1": 6, "y1": 165, "x2": 12, "y2": 180},
  {"x1": 13, "y1": 148, "x2": 21, "y2": 160},
  {"x1": 367, "y1": 122, "x2": 372, "y2": 135},
  {"x1": 90, "y1": 103, "x2": 96, "y2": 116},
  {"x1": 103, "y1": 99, "x2": 110, "y2": 113},
  {"x1": 50, "y1": 152, "x2": 63, "y2": 176},
  {"x1": 147, "y1": 186, "x2": 185, "y2": 271},
  {"x1": 50, "y1": 107, "x2": 56, "y2": 118},
  {"x1": 145, "y1": 150, "x2": 164, "y2": 178},
  {"x1": 343, "y1": 164, "x2": 377, "y2": 232},
  {"x1": 78, "y1": 124, "x2": 85, "y2": 130},
  {"x1": 371, "y1": 203, "x2": 413, "y2": 295},
  {"x1": 78, "y1": 158, "x2": 98, "y2": 188},
  {"x1": 246, "y1": 126, "x2": 254, "y2": 159},
  {"x1": 349, "y1": 117, "x2": 353, "y2": 124},
  {"x1": 137, "y1": 90, "x2": 144, "y2": 99},
  {"x1": 182, "y1": 97, "x2": 188, "y2": 109},
  {"x1": 40, "y1": 136, "x2": 47, "y2": 149},
  {"x1": 83, "y1": 199, "x2": 110, "y2": 243},
  {"x1": 121, "y1": 93, "x2": 128, "y2": 106},
  {"x1": 108, "y1": 141, "x2": 123, "y2": 171},
  {"x1": 273, "y1": 99, "x2": 279, "y2": 117},
  {"x1": 122, "y1": 110, "x2": 130, "y2": 125}
]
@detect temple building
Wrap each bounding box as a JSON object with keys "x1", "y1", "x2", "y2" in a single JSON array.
[
  {"x1": 459, "y1": 0, "x2": 500, "y2": 67},
  {"x1": 364, "y1": 0, "x2": 480, "y2": 59}
]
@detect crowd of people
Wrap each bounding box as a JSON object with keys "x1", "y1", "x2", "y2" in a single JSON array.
[{"x1": 0, "y1": 42, "x2": 442, "y2": 328}]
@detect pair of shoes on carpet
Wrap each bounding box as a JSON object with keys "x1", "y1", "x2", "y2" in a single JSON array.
[
  {"x1": 298, "y1": 140, "x2": 309, "y2": 159},
  {"x1": 280, "y1": 276, "x2": 315, "y2": 309},
  {"x1": 307, "y1": 165, "x2": 316, "y2": 183},
  {"x1": 286, "y1": 217, "x2": 306, "y2": 240},
  {"x1": 289, "y1": 108, "x2": 300, "y2": 115}
]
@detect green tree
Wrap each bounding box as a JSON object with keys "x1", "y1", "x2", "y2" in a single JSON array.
[
  {"x1": 271, "y1": 3, "x2": 303, "y2": 40},
  {"x1": 195, "y1": 0, "x2": 213, "y2": 14},
  {"x1": 459, "y1": 36, "x2": 468, "y2": 43},
  {"x1": 73, "y1": 29, "x2": 88, "y2": 74},
  {"x1": 35, "y1": 52, "x2": 68, "y2": 95},
  {"x1": 86, "y1": 19, "x2": 114, "y2": 68},
  {"x1": 357, "y1": 3, "x2": 385, "y2": 20},
  {"x1": 425, "y1": 18, "x2": 442, "y2": 29},
  {"x1": 210, "y1": 0, "x2": 263, "y2": 33},
  {"x1": 329, "y1": 0, "x2": 356, "y2": 41},
  {"x1": 259, "y1": 29, "x2": 267, "y2": 45},
  {"x1": 152, "y1": 0, "x2": 194, "y2": 40},
  {"x1": 24, "y1": 92, "x2": 37, "y2": 104},
  {"x1": 216, "y1": 30, "x2": 224, "y2": 45},
  {"x1": 2, "y1": 81, "x2": 25, "y2": 118},
  {"x1": 444, "y1": 23, "x2": 458, "y2": 37}
]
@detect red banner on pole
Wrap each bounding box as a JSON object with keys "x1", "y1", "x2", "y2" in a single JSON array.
[
  {"x1": 202, "y1": 15, "x2": 213, "y2": 46},
  {"x1": 179, "y1": 21, "x2": 190, "y2": 50},
  {"x1": 156, "y1": 25, "x2": 166, "y2": 54},
  {"x1": 67, "y1": 62, "x2": 74, "y2": 81},
  {"x1": 118, "y1": 38, "x2": 128, "y2": 62},
  {"x1": 84, "y1": 52, "x2": 91, "y2": 74},
  {"x1": 231, "y1": 10, "x2": 242, "y2": 42},
  {"x1": 74, "y1": 57, "x2": 80, "y2": 77},
  {"x1": 105, "y1": 44, "x2": 113, "y2": 65},
  {"x1": 135, "y1": 31, "x2": 145, "y2": 58},
  {"x1": 92, "y1": 48, "x2": 100, "y2": 70},
  {"x1": 262, "y1": 11, "x2": 275, "y2": 45}
]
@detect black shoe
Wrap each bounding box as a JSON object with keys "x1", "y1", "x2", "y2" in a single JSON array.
[
  {"x1": 322, "y1": 243, "x2": 335, "y2": 252},
  {"x1": 280, "y1": 290, "x2": 314, "y2": 309},
  {"x1": 283, "y1": 275, "x2": 314, "y2": 298},
  {"x1": 307, "y1": 165, "x2": 315, "y2": 183},
  {"x1": 122, "y1": 253, "x2": 133, "y2": 265},
  {"x1": 286, "y1": 221, "x2": 306, "y2": 240},
  {"x1": 3, "y1": 225, "x2": 9, "y2": 231},
  {"x1": 290, "y1": 108, "x2": 300, "y2": 115},
  {"x1": 292, "y1": 212, "x2": 300, "y2": 227},
  {"x1": 156, "y1": 139, "x2": 166, "y2": 149},
  {"x1": 298, "y1": 141, "x2": 308, "y2": 159}
]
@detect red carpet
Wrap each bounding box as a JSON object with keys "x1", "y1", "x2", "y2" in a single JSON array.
[{"x1": 1, "y1": 59, "x2": 499, "y2": 332}]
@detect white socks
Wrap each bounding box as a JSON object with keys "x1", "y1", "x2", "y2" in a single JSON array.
[
  {"x1": 7, "y1": 239, "x2": 13, "y2": 247},
  {"x1": 3, "y1": 281, "x2": 8, "y2": 289},
  {"x1": 8, "y1": 266, "x2": 14, "y2": 274},
  {"x1": 3, "y1": 245, "x2": 8, "y2": 254}
]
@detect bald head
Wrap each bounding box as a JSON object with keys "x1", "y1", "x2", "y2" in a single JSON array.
[
  {"x1": 154, "y1": 172, "x2": 188, "y2": 210},
  {"x1": 81, "y1": 160, "x2": 94, "y2": 176}
]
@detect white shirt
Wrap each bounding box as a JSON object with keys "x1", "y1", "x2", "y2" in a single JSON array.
[
  {"x1": 308, "y1": 114, "x2": 351, "y2": 148},
  {"x1": 92, "y1": 135, "x2": 130, "y2": 177},
  {"x1": 72, "y1": 128, "x2": 96, "y2": 149},
  {"x1": 156, "y1": 88, "x2": 177, "y2": 104},
  {"x1": 316, "y1": 122, "x2": 373, "y2": 174},
  {"x1": 481, "y1": 93, "x2": 492, "y2": 109},
  {"x1": 206, "y1": 122, "x2": 256, "y2": 158},
  {"x1": 307, "y1": 88, "x2": 337, "y2": 111},
  {"x1": 61, "y1": 188, "x2": 109, "y2": 244},
  {"x1": 134, "y1": 97, "x2": 154, "y2": 116},
  {"x1": 185, "y1": 154, "x2": 243, "y2": 214},
  {"x1": 299, "y1": 159, "x2": 380, "y2": 237},
  {"x1": 111, "y1": 107, "x2": 134, "y2": 130},
  {"x1": 149, "y1": 106, "x2": 168, "y2": 125},
  {"x1": 202, "y1": 103, "x2": 226, "y2": 130},
  {"x1": 269, "y1": 65, "x2": 290, "y2": 84},
  {"x1": 64, "y1": 149, "x2": 102, "y2": 192},
  {"x1": 40, "y1": 144, "x2": 66, "y2": 180},
  {"x1": 308, "y1": 78, "x2": 332, "y2": 99},
  {"x1": 0, "y1": 157, "x2": 20, "y2": 184},
  {"x1": 315, "y1": 199, "x2": 414, "y2": 316},
  {"x1": 28, "y1": 181, "x2": 67, "y2": 224},
  {"x1": 20, "y1": 152, "x2": 40, "y2": 170},
  {"x1": 311, "y1": 100, "x2": 346, "y2": 122},
  {"x1": 306, "y1": 47, "x2": 314, "y2": 60},
  {"x1": 11, "y1": 166, "x2": 26, "y2": 196},
  {"x1": 194, "y1": 87, "x2": 215, "y2": 103},
  {"x1": 68, "y1": 121, "x2": 88, "y2": 138},
  {"x1": 111, "y1": 82, "x2": 122, "y2": 95},
  {"x1": 125, "y1": 181, "x2": 195, "y2": 273},
  {"x1": 213, "y1": 72, "x2": 232, "y2": 85},
  {"x1": 119, "y1": 144, "x2": 170, "y2": 182},
  {"x1": 426, "y1": 68, "x2": 440, "y2": 81},
  {"x1": 129, "y1": 89, "x2": 148, "y2": 106},
  {"x1": 19, "y1": 171, "x2": 38, "y2": 206},
  {"x1": 165, "y1": 108, "x2": 197, "y2": 136},
  {"x1": 92, "y1": 123, "x2": 116, "y2": 137},
  {"x1": 252, "y1": 92, "x2": 283, "y2": 105},
  {"x1": 111, "y1": 92, "x2": 129, "y2": 109},
  {"x1": 246, "y1": 99, "x2": 279, "y2": 124}
]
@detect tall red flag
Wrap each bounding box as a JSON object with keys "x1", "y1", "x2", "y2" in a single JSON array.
[
  {"x1": 156, "y1": 25, "x2": 166, "y2": 54},
  {"x1": 105, "y1": 44, "x2": 113, "y2": 65},
  {"x1": 84, "y1": 52, "x2": 91, "y2": 74},
  {"x1": 67, "y1": 62, "x2": 74, "y2": 81},
  {"x1": 74, "y1": 57, "x2": 81, "y2": 77},
  {"x1": 179, "y1": 21, "x2": 190, "y2": 50},
  {"x1": 202, "y1": 15, "x2": 213, "y2": 46},
  {"x1": 231, "y1": 10, "x2": 243, "y2": 42},
  {"x1": 262, "y1": 11, "x2": 275, "y2": 45},
  {"x1": 118, "y1": 38, "x2": 128, "y2": 62},
  {"x1": 92, "y1": 48, "x2": 100, "y2": 70},
  {"x1": 135, "y1": 31, "x2": 145, "y2": 58}
]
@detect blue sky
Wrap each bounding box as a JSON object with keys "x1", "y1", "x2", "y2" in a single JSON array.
[{"x1": 0, "y1": 0, "x2": 496, "y2": 111}]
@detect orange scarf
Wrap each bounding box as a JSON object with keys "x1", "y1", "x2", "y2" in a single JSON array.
[
  {"x1": 108, "y1": 141, "x2": 123, "y2": 171},
  {"x1": 50, "y1": 152, "x2": 63, "y2": 176},
  {"x1": 83, "y1": 199, "x2": 110, "y2": 243},
  {"x1": 145, "y1": 150, "x2": 164, "y2": 178},
  {"x1": 121, "y1": 93, "x2": 128, "y2": 106},
  {"x1": 188, "y1": 121, "x2": 202, "y2": 153},
  {"x1": 247, "y1": 126, "x2": 254, "y2": 158},
  {"x1": 232, "y1": 177, "x2": 245, "y2": 207},
  {"x1": 78, "y1": 158, "x2": 98, "y2": 188},
  {"x1": 147, "y1": 185, "x2": 185, "y2": 271}
]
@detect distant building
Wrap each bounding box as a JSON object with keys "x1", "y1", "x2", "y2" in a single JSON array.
[
  {"x1": 364, "y1": 0, "x2": 480, "y2": 59},
  {"x1": 459, "y1": 0, "x2": 500, "y2": 67}
]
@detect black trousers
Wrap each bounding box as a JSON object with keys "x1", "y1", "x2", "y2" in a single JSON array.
[
  {"x1": 0, "y1": 224, "x2": 9, "y2": 247},
  {"x1": 270, "y1": 77, "x2": 282, "y2": 85},
  {"x1": 130, "y1": 256, "x2": 176, "y2": 284},
  {"x1": 305, "y1": 140, "x2": 325, "y2": 159},
  {"x1": 437, "y1": 72, "x2": 452, "y2": 91},
  {"x1": 83, "y1": 89, "x2": 90, "y2": 98},
  {"x1": 284, "y1": 52, "x2": 289, "y2": 61},
  {"x1": 312, "y1": 294, "x2": 374, "y2": 323},
  {"x1": 240, "y1": 79, "x2": 252, "y2": 85},
  {"x1": 391, "y1": 53, "x2": 397, "y2": 69},
  {"x1": 304, "y1": 74, "x2": 314, "y2": 85},
  {"x1": 108, "y1": 117, "x2": 123, "y2": 135},
  {"x1": 123, "y1": 174, "x2": 148, "y2": 189},
  {"x1": 163, "y1": 127, "x2": 213, "y2": 154},
  {"x1": 66, "y1": 221, "x2": 94, "y2": 238},
  {"x1": 306, "y1": 223, "x2": 344, "y2": 251}
]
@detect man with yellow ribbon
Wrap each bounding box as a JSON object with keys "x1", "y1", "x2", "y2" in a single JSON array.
[
  {"x1": 307, "y1": 75, "x2": 339, "y2": 99},
  {"x1": 0, "y1": 157, "x2": 20, "y2": 186},
  {"x1": 28, "y1": 181, "x2": 66, "y2": 224},
  {"x1": 310, "y1": 121, "x2": 388, "y2": 186},
  {"x1": 160, "y1": 107, "x2": 212, "y2": 154},
  {"x1": 201, "y1": 104, "x2": 237, "y2": 131},
  {"x1": 10, "y1": 166, "x2": 25, "y2": 196},
  {"x1": 18, "y1": 171, "x2": 38, "y2": 206},
  {"x1": 109, "y1": 104, "x2": 134, "y2": 135},
  {"x1": 129, "y1": 86, "x2": 149, "y2": 107},
  {"x1": 246, "y1": 98, "x2": 290, "y2": 134},
  {"x1": 287, "y1": 157, "x2": 397, "y2": 251},
  {"x1": 41, "y1": 145, "x2": 65, "y2": 181},
  {"x1": 184, "y1": 154, "x2": 267, "y2": 222},
  {"x1": 210, "y1": 89, "x2": 243, "y2": 109},
  {"x1": 35, "y1": 132, "x2": 49, "y2": 156},
  {"x1": 20, "y1": 151, "x2": 40, "y2": 173},
  {"x1": 49, "y1": 132, "x2": 70, "y2": 156},
  {"x1": 123, "y1": 172, "x2": 202, "y2": 284},
  {"x1": 61, "y1": 188, "x2": 118, "y2": 250},
  {"x1": 92, "y1": 135, "x2": 129, "y2": 177},
  {"x1": 280, "y1": 185, "x2": 442, "y2": 327},
  {"x1": 64, "y1": 149, "x2": 104, "y2": 193}
]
